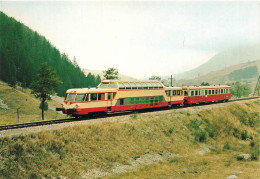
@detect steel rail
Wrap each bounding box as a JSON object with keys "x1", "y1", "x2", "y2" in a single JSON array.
[{"x1": 0, "y1": 96, "x2": 259, "y2": 131}]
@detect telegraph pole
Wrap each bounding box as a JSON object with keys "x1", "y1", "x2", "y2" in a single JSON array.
[
  {"x1": 168, "y1": 75, "x2": 175, "y2": 87},
  {"x1": 253, "y1": 75, "x2": 260, "y2": 96}
]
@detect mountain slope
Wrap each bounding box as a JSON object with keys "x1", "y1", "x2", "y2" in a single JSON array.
[
  {"x1": 178, "y1": 60, "x2": 260, "y2": 90},
  {"x1": 176, "y1": 44, "x2": 260, "y2": 79},
  {"x1": 0, "y1": 11, "x2": 100, "y2": 96}
]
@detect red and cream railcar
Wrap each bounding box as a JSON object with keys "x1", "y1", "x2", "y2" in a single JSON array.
[
  {"x1": 57, "y1": 80, "x2": 183, "y2": 117},
  {"x1": 182, "y1": 85, "x2": 231, "y2": 104}
]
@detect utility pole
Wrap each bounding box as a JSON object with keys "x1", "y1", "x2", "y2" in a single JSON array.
[
  {"x1": 253, "y1": 75, "x2": 260, "y2": 96},
  {"x1": 168, "y1": 75, "x2": 175, "y2": 87},
  {"x1": 17, "y1": 108, "x2": 20, "y2": 123}
]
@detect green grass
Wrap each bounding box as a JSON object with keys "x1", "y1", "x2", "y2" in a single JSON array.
[
  {"x1": 0, "y1": 97, "x2": 259, "y2": 178},
  {"x1": 0, "y1": 81, "x2": 64, "y2": 124}
]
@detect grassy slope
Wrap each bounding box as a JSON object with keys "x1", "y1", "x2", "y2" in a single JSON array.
[
  {"x1": 0, "y1": 81, "x2": 65, "y2": 124},
  {"x1": 0, "y1": 100, "x2": 259, "y2": 178}
]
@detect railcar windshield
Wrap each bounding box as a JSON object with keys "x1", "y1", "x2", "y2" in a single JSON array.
[
  {"x1": 66, "y1": 94, "x2": 76, "y2": 101},
  {"x1": 75, "y1": 94, "x2": 86, "y2": 101}
]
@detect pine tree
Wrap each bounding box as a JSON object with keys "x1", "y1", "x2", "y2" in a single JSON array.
[
  {"x1": 103, "y1": 67, "x2": 119, "y2": 80},
  {"x1": 31, "y1": 63, "x2": 61, "y2": 120}
]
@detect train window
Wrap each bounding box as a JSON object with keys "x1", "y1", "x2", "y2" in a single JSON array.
[
  {"x1": 152, "y1": 83, "x2": 158, "y2": 88},
  {"x1": 119, "y1": 99, "x2": 124, "y2": 105},
  {"x1": 184, "y1": 91, "x2": 188, "y2": 96},
  {"x1": 159, "y1": 96, "x2": 164, "y2": 102},
  {"x1": 99, "y1": 82, "x2": 109, "y2": 88},
  {"x1": 143, "y1": 83, "x2": 148, "y2": 89},
  {"x1": 118, "y1": 83, "x2": 125, "y2": 89},
  {"x1": 136, "y1": 83, "x2": 142, "y2": 89},
  {"x1": 205, "y1": 90, "x2": 208, "y2": 95},
  {"x1": 191, "y1": 91, "x2": 194, "y2": 96},
  {"x1": 195, "y1": 90, "x2": 198, "y2": 96},
  {"x1": 91, "y1": 93, "x2": 97, "y2": 101},
  {"x1": 98, "y1": 93, "x2": 105, "y2": 100},
  {"x1": 107, "y1": 93, "x2": 112, "y2": 100},
  {"x1": 209, "y1": 90, "x2": 211, "y2": 95},
  {"x1": 66, "y1": 94, "x2": 76, "y2": 101},
  {"x1": 173, "y1": 90, "x2": 176, "y2": 96},
  {"x1": 124, "y1": 83, "x2": 131, "y2": 89},
  {"x1": 177, "y1": 90, "x2": 180, "y2": 95},
  {"x1": 199, "y1": 91, "x2": 201, "y2": 96},
  {"x1": 147, "y1": 83, "x2": 153, "y2": 89},
  {"x1": 157, "y1": 82, "x2": 163, "y2": 88},
  {"x1": 221, "y1": 89, "x2": 223, "y2": 94},
  {"x1": 181, "y1": 91, "x2": 183, "y2": 95},
  {"x1": 165, "y1": 90, "x2": 170, "y2": 96},
  {"x1": 130, "y1": 83, "x2": 137, "y2": 89},
  {"x1": 212, "y1": 90, "x2": 214, "y2": 94},
  {"x1": 75, "y1": 94, "x2": 86, "y2": 101},
  {"x1": 215, "y1": 90, "x2": 218, "y2": 94},
  {"x1": 109, "y1": 83, "x2": 117, "y2": 88}
]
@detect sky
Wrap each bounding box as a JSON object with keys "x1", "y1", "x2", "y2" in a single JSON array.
[{"x1": 0, "y1": 1, "x2": 259, "y2": 79}]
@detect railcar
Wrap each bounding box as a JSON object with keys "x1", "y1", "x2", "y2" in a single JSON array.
[
  {"x1": 56, "y1": 80, "x2": 231, "y2": 117},
  {"x1": 57, "y1": 80, "x2": 182, "y2": 117},
  {"x1": 182, "y1": 85, "x2": 231, "y2": 104}
]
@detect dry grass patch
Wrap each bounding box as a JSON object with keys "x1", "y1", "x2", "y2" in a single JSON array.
[{"x1": 0, "y1": 99, "x2": 259, "y2": 178}]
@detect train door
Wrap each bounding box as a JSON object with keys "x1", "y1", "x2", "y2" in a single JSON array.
[{"x1": 107, "y1": 92, "x2": 114, "y2": 112}]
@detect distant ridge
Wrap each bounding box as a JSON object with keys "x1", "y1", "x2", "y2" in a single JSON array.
[
  {"x1": 178, "y1": 60, "x2": 260, "y2": 91},
  {"x1": 175, "y1": 44, "x2": 260, "y2": 80}
]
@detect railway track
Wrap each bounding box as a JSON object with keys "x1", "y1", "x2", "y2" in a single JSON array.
[{"x1": 0, "y1": 96, "x2": 259, "y2": 131}]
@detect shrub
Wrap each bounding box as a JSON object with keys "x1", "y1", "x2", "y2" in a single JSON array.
[
  {"x1": 248, "y1": 118, "x2": 256, "y2": 127},
  {"x1": 241, "y1": 130, "x2": 248, "y2": 140},
  {"x1": 232, "y1": 128, "x2": 240, "y2": 138},
  {"x1": 194, "y1": 131, "x2": 206, "y2": 142},
  {"x1": 168, "y1": 128, "x2": 174, "y2": 134},
  {"x1": 187, "y1": 120, "x2": 201, "y2": 130},
  {"x1": 236, "y1": 155, "x2": 244, "y2": 161},
  {"x1": 223, "y1": 144, "x2": 231, "y2": 150}
]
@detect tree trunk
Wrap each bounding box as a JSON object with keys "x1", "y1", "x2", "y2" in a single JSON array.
[{"x1": 41, "y1": 100, "x2": 45, "y2": 120}]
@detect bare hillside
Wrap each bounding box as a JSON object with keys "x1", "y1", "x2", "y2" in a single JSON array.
[
  {"x1": 178, "y1": 60, "x2": 260, "y2": 90},
  {"x1": 175, "y1": 44, "x2": 260, "y2": 80}
]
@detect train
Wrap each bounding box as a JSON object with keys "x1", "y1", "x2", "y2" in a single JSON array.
[{"x1": 56, "y1": 80, "x2": 231, "y2": 117}]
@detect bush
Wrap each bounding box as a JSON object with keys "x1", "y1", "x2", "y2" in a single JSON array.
[
  {"x1": 194, "y1": 131, "x2": 206, "y2": 142},
  {"x1": 241, "y1": 130, "x2": 248, "y2": 140},
  {"x1": 223, "y1": 144, "x2": 231, "y2": 150},
  {"x1": 236, "y1": 155, "x2": 244, "y2": 161},
  {"x1": 232, "y1": 128, "x2": 240, "y2": 138},
  {"x1": 168, "y1": 128, "x2": 174, "y2": 134}
]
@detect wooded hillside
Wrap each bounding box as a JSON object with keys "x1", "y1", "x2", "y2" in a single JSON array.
[{"x1": 0, "y1": 12, "x2": 101, "y2": 96}]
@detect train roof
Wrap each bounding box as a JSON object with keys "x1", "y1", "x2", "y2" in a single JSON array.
[
  {"x1": 66, "y1": 88, "x2": 117, "y2": 94},
  {"x1": 182, "y1": 85, "x2": 231, "y2": 90},
  {"x1": 165, "y1": 87, "x2": 182, "y2": 90},
  {"x1": 98, "y1": 80, "x2": 165, "y2": 89}
]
